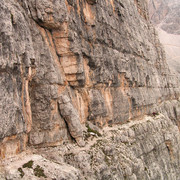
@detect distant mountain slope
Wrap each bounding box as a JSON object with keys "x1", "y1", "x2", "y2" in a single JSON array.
[
  {"x1": 148, "y1": 0, "x2": 169, "y2": 25},
  {"x1": 148, "y1": 0, "x2": 180, "y2": 78},
  {"x1": 158, "y1": 28, "x2": 180, "y2": 76}
]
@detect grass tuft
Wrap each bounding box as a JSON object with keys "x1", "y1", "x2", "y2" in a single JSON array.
[
  {"x1": 34, "y1": 165, "x2": 47, "y2": 178},
  {"x1": 86, "y1": 124, "x2": 102, "y2": 137},
  {"x1": 18, "y1": 168, "x2": 24, "y2": 178},
  {"x1": 22, "y1": 160, "x2": 34, "y2": 169}
]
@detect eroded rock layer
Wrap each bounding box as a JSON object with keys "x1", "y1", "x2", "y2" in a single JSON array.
[
  {"x1": 1, "y1": 114, "x2": 180, "y2": 179},
  {"x1": 0, "y1": 0, "x2": 179, "y2": 161}
]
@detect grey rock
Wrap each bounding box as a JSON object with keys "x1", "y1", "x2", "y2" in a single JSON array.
[
  {"x1": 2, "y1": 115, "x2": 177, "y2": 179},
  {"x1": 58, "y1": 94, "x2": 85, "y2": 146},
  {"x1": 0, "y1": 3, "x2": 180, "y2": 180}
]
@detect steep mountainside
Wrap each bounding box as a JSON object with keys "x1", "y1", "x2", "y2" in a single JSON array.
[
  {"x1": 148, "y1": 0, "x2": 180, "y2": 34},
  {"x1": 157, "y1": 28, "x2": 180, "y2": 77},
  {"x1": 0, "y1": 0, "x2": 180, "y2": 179},
  {"x1": 148, "y1": 0, "x2": 180, "y2": 78}
]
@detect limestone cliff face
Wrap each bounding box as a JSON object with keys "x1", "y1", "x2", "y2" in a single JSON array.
[{"x1": 0, "y1": 0, "x2": 180, "y2": 163}]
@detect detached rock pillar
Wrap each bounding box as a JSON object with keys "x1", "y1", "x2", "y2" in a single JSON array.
[{"x1": 58, "y1": 95, "x2": 85, "y2": 147}]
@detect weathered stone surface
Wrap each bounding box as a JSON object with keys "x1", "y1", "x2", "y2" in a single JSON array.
[
  {"x1": 58, "y1": 94, "x2": 85, "y2": 146},
  {"x1": 2, "y1": 114, "x2": 180, "y2": 179},
  {"x1": 63, "y1": 114, "x2": 180, "y2": 180},
  {"x1": 1, "y1": 154, "x2": 82, "y2": 180},
  {"x1": 0, "y1": 0, "x2": 180, "y2": 174}
]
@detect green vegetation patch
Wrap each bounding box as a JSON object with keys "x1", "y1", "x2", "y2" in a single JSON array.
[
  {"x1": 22, "y1": 160, "x2": 34, "y2": 168},
  {"x1": 18, "y1": 167, "x2": 25, "y2": 178},
  {"x1": 34, "y1": 165, "x2": 47, "y2": 178},
  {"x1": 86, "y1": 124, "x2": 102, "y2": 137}
]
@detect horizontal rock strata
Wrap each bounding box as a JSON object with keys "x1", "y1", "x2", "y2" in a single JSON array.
[{"x1": 0, "y1": 0, "x2": 179, "y2": 163}]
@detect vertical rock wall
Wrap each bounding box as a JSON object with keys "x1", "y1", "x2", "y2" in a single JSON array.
[{"x1": 0, "y1": 0, "x2": 180, "y2": 158}]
